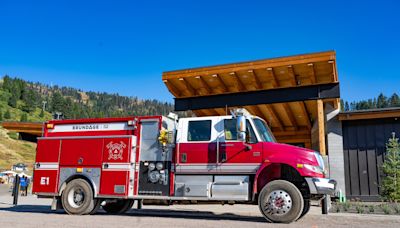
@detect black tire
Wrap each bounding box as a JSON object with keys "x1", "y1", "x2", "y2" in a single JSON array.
[
  {"x1": 61, "y1": 179, "x2": 95, "y2": 215},
  {"x1": 103, "y1": 199, "x2": 134, "y2": 214},
  {"x1": 89, "y1": 199, "x2": 102, "y2": 215},
  {"x1": 258, "y1": 180, "x2": 304, "y2": 223},
  {"x1": 298, "y1": 199, "x2": 310, "y2": 220}
]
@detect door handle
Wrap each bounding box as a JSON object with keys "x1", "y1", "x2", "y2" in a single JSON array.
[
  {"x1": 221, "y1": 143, "x2": 234, "y2": 147},
  {"x1": 181, "y1": 153, "x2": 187, "y2": 163}
]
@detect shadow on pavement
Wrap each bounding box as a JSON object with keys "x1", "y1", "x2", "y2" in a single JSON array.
[
  {"x1": 0, "y1": 205, "x2": 267, "y2": 223},
  {"x1": 121, "y1": 209, "x2": 267, "y2": 223},
  {"x1": 0, "y1": 205, "x2": 64, "y2": 214}
]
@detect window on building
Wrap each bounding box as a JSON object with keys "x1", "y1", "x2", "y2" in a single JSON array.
[{"x1": 188, "y1": 120, "x2": 211, "y2": 141}]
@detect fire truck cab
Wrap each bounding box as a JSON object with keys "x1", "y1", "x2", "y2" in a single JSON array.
[{"x1": 32, "y1": 109, "x2": 336, "y2": 223}]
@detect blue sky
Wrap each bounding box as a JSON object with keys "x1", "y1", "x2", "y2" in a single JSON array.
[{"x1": 0, "y1": 0, "x2": 399, "y2": 102}]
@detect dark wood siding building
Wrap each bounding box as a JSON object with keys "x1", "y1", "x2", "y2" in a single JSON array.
[{"x1": 340, "y1": 108, "x2": 400, "y2": 201}]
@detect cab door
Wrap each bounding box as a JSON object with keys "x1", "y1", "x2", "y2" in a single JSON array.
[
  {"x1": 176, "y1": 117, "x2": 218, "y2": 173},
  {"x1": 218, "y1": 118, "x2": 262, "y2": 173}
]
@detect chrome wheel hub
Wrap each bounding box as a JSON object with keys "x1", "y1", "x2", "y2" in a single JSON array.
[
  {"x1": 264, "y1": 190, "x2": 292, "y2": 215},
  {"x1": 68, "y1": 187, "x2": 85, "y2": 208}
]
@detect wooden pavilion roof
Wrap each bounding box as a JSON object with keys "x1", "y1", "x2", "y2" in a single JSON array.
[
  {"x1": 1, "y1": 122, "x2": 43, "y2": 136},
  {"x1": 162, "y1": 51, "x2": 339, "y2": 143}
]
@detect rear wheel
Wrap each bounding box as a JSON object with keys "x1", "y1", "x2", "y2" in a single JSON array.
[
  {"x1": 103, "y1": 199, "x2": 134, "y2": 214},
  {"x1": 89, "y1": 199, "x2": 102, "y2": 215},
  {"x1": 258, "y1": 180, "x2": 304, "y2": 223},
  {"x1": 61, "y1": 179, "x2": 95, "y2": 215}
]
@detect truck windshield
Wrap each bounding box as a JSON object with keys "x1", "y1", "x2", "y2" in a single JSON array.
[{"x1": 253, "y1": 118, "x2": 276, "y2": 142}]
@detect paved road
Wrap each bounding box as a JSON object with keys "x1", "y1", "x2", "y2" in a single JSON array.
[{"x1": 0, "y1": 184, "x2": 399, "y2": 228}]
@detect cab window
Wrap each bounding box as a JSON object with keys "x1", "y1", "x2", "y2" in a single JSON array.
[
  {"x1": 224, "y1": 119, "x2": 237, "y2": 140},
  {"x1": 224, "y1": 119, "x2": 257, "y2": 143},
  {"x1": 188, "y1": 120, "x2": 211, "y2": 141}
]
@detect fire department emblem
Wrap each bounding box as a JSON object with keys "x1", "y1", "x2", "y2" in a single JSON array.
[{"x1": 107, "y1": 141, "x2": 126, "y2": 160}]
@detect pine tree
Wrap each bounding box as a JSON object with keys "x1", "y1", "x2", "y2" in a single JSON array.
[
  {"x1": 39, "y1": 109, "x2": 44, "y2": 118},
  {"x1": 381, "y1": 133, "x2": 400, "y2": 202},
  {"x1": 4, "y1": 110, "x2": 11, "y2": 119},
  {"x1": 8, "y1": 94, "x2": 18, "y2": 108},
  {"x1": 20, "y1": 113, "x2": 28, "y2": 122},
  {"x1": 377, "y1": 93, "x2": 388, "y2": 108},
  {"x1": 344, "y1": 101, "x2": 350, "y2": 111},
  {"x1": 340, "y1": 99, "x2": 344, "y2": 111},
  {"x1": 389, "y1": 93, "x2": 400, "y2": 107}
]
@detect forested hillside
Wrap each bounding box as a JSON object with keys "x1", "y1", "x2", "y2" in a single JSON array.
[
  {"x1": 0, "y1": 75, "x2": 183, "y2": 122},
  {"x1": 0, "y1": 75, "x2": 399, "y2": 123}
]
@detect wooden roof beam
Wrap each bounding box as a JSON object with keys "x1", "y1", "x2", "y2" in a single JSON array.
[
  {"x1": 307, "y1": 63, "x2": 317, "y2": 84},
  {"x1": 163, "y1": 80, "x2": 181, "y2": 97},
  {"x1": 247, "y1": 70, "x2": 263, "y2": 90},
  {"x1": 195, "y1": 76, "x2": 212, "y2": 94},
  {"x1": 282, "y1": 103, "x2": 298, "y2": 131},
  {"x1": 299, "y1": 101, "x2": 312, "y2": 130},
  {"x1": 328, "y1": 60, "x2": 338, "y2": 81},
  {"x1": 246, "y1": 105, "x2": 264, "y2": 120},
  {"x1": 266, "y1": 67, "x2": 279, "y2": 87},
  {"x1": 211, "y1": 74, "x2": 229, "y2": 92},
  {"x1": 229, "y1": 72, "x2": 246, "y2": 91},
  {"x1": 178, "y1": 78, "x2": 196, "y2": 96},
  {"x1": 287, "y1": 65, "x2": 298, "y2": 86},
  {"x1": 214, "y1": 108, "x2": 227, "y2": 115},
  {"x1": 264, "y1": 104, "x2": 284, "y2": 131}
]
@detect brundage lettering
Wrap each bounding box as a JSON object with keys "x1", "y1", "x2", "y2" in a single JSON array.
[{"x1": 72, "y1": 124, "x2": 100, "y2": 130}]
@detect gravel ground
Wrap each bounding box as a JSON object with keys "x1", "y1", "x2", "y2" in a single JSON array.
[{"x1": 1, "y1": 184, "x2": 400, "y2": 228}]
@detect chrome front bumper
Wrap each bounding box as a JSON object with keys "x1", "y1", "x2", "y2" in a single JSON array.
[{"x1": 305, "y1": 177, "x2": 336, "y2": 196}]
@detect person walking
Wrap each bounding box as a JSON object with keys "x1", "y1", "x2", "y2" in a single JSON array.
[
  {"x1": 19, "y1": 175, "x2": 27, "y2": 196},
  {"x1": 25, "y1": 176, "x2": 30, "y2": 196}
]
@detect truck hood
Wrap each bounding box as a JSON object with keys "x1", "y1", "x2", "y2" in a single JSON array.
[{"x1": 262, "y1": 142, "x2": 318, "y2": 166}]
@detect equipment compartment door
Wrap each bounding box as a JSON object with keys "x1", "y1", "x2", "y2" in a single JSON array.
[
  {"x1": 32, "y1": 139, "x2": 61, "y2": 194},
  {"x1": 137, "y1": 118, "x2": 170, "y2": 196},
  {"x1": 99, "y1": 136, "x2": 132, "y2": 196}
]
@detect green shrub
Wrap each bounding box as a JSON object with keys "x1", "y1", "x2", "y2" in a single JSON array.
[
  {"x1": 381, "y1": 204, "x2": 391, "y2": 214},
  {"x1": 368, "y1": 205, "x2": 375, "y2": 213},
  {"x1": 381, "y1": 133, "x2": 400, "y2": 202},
  {"x1": 356, "y1": 205, "x2": 364, "y2": 214},
  {"x1": 342, "y1": 202, "x2": 351, "y2": 212},
  {"x1": 393, "y1": 203, "x2": 400, "y2": 214}
]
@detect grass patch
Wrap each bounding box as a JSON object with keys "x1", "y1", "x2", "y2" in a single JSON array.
[
  {"x1": 381, "y1": 204, "x2": 392, "y2": 215},
  {"x1": 393, "y1": 203, "x2": 400, "y2": 214},
  {"x1": 7, "y1": 132, "x2": 18, "y2": 140}
]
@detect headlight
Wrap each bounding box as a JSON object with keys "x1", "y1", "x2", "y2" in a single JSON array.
[
  {"x1": 304, "y1": 164, "x2": 324, "y2": 174},
  {"x1": 314, "y1": 152, "x2": 325, "y2": 171}
]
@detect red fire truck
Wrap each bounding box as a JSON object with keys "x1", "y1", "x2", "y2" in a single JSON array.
[{"x1": 32, "y1": 109, "x2": 335, "y2": 223}]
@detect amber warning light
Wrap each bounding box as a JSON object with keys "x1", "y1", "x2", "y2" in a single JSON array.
[{"x1": 46, "y1": 123, "x2": 54, "y2": 129}]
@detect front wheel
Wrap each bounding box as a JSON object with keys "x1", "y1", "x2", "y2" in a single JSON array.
[
  {"x1": 61, "y1": 179, "x2": 95, "y2": 215},
  {"x1": 258, "y1": 180, "x2": 304, "y2": 223}
]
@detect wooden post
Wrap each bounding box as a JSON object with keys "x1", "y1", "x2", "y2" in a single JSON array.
[{"x1": 317, "y1": 99, "x2": 326, "y2": 155}]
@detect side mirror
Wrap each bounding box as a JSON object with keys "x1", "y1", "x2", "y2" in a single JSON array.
[{"x1": 236, "y1": 116, "x2": 246, "y2": 142}]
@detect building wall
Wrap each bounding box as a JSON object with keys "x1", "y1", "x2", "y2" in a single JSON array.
[
  {"x1": 342, "y1": 117, "x2": 400, "y2": 201},
  {"x1": 325, "y1": 104, "x2": 346, "y2": 196}
]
